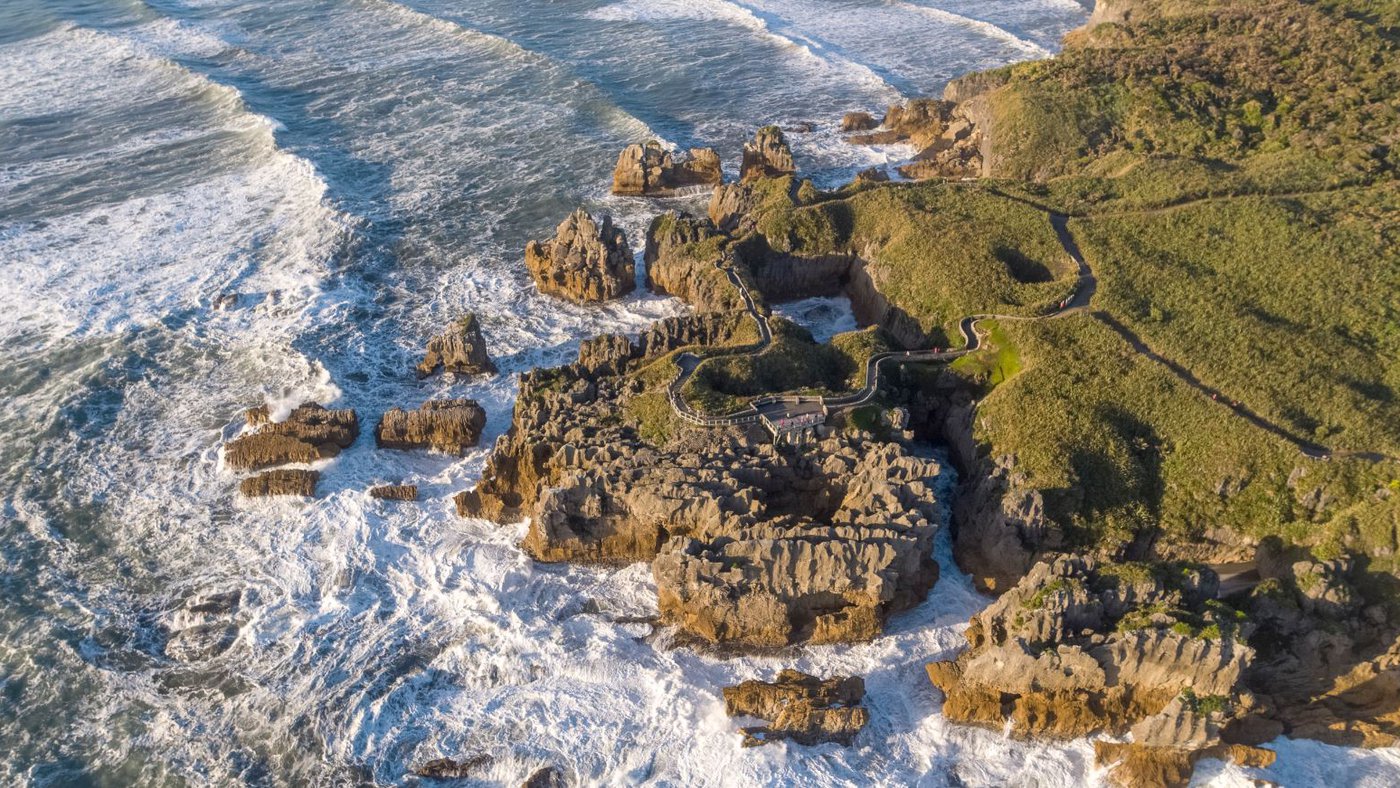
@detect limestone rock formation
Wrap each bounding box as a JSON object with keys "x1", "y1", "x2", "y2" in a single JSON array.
[
  {"x1": 724, "y1": 670, "x2": 869, "y2": 747},
  {"x1": 741, "y1": 125, "x2": 796, "y2": 182},
  {"x1": 644, "y1": 211, "x2": 750, "y2": 313},
  {"x1": 369, "y1": 484, "x2": 418, "y2": 501},
  {"x1": 611, "y1": 142, "x2": 722, "y2": 196},
  {"x1": 225, "y1": 403, "x2": 359, "y2": 471},
  {"x1": 417, "y1": 313, "x2": 496, "y2": 378},
  {"x1": 926, "y1": 555, "x2": 1274, "y2": 786},
  {"x1": 376, "y1": 399, "x2": 487, "y2": 454},
  {"x1": 525, "y1": 209, "x2": 636, "y2": 303},
  {"x1": 454, "y1": 312, "x2": 945, "y2": 648},
  {"x1": 521, "y1": 767, "x2": 566, "y2": 788},
  {"x1": 240, "y1": 469, "x2": 319, "y2": 498},
  {"x1": 840, "y1": 111, "x2": 878, "y2": 132}
]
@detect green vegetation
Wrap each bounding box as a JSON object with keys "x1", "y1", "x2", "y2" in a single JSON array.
[
  {"x1": 949, "y1": 320, "x2": 1023, "y2": 388},
  {"x1": 681, "y1": 321, "x2": 893, "y2": 416},
  {"x1": 623, "y1": 391, "x2": 678, "y2": 446},
  {"x1": 1180, "y1": 689, "x2": 1232, "y2": 717},
  {"x1": 745, "y1": 179, "x2": 1078, "y2": 344},
  {"x1": 1071, "y1": 185, "x2": 1400, "y2": 455},
  {"x1": 973, "y1": 317, "x2": 1400, "y2": 558},
  {"x1": 1022, "y1": 577, "x2": 1077, "y2": 610}
]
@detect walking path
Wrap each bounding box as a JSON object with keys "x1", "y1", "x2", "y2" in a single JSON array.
[{"x1": 663, "y1": 197, "x2": 1396, "y2": 462}]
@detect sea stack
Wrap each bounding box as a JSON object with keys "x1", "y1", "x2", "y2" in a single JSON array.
[
  {"x1": 417, "y1": 312, "x2": 496, "y2": 378},
  {"x1": 375, "y1": 399, "x2": 487, "y2": 454},
  {"x1": 525, "y1": 208, "x2": 635, "y2": 303},
  {"x1": 740, "y1": 125, "x2": 796, "y2": 181},
  {"x1": 611, "y1": 142, "x2": 722, "y2": 196}
]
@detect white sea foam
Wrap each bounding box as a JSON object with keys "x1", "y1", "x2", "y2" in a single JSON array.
[{"x1": 6, "y1": 1, "x2": 1399, "y2": 785}]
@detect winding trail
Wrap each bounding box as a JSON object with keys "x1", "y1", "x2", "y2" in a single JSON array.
[
  {"x1": 664, "y1": 196, "x2": 1395, "y2": 462},
  {"x1": 666, "y1": 212, "x2": 1094, "y2": 429}
]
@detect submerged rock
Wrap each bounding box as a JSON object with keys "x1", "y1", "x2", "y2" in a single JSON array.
[
  {"x1": 224, "y1": 403, "x2": 359, "y2": 470},
  {"x1": 376, "y1": 399, "x2": 487, "y2": 454},
  {"x1": 413, "y1": 755, "x2": 492, "y2": 780},
  {"x1": 611, "y1": 142, "x2": 722, "y2": 196},
  {"x1": 525, "y1": 208, "x2": 635, "y2": 303},
  {"x1": 840, "y1": 111, "x2": 878, "y2": 132},
  {"x1": 724, "y1": 669, "x2": 869, "y2": 747},
  {"x1": 741, "y1": 125, "x2": 796, "y2": 182},
  {"x1": 417, "y1": 312, "x2": 496, "y2": 378},
  {"x1": 369, "y1": 484, "x2": 418, "y2": 501},
  {"x1": 239, "y1": 468, "x2": 319, "y2": 498},
  {"x1": 521, "y1": 766, "x2": 566, "y2": 788}
]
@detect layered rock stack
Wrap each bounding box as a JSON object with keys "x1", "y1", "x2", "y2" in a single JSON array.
[
  {"x1": 611, "y1": 142, "x2": 722, "y2": 196},
  {"x1": 375, "y1": 399, "x2": 487, "y2": 454},
  {"x1": 525, "y1": 208, "x2": 635, "y2": 303},
  {"x1": 847, "y1": 98, "x2": 984, "y2": 180},
  {"x1": 417, "y1": 312, "x2": 496, "y2": 378},
  {"x1": 723, "y1": 670, "x2": 869, "y2": 747},
  {"x1": 223, "y1": 403, "x2": 359, "y2": 498},
  {"x1": 453, "y1": 314, "x2": 945, "y2": 648},
  {"x1": 644, "y1": 211, "x2": 750, "y2": 313},
  {"x1": 840, "y1": 111, "x2": 878, "y2": 132},
  {"x1": 925, "y1": 556, "x2": 1276, "y2": 786},
  {"x1": 740, "y1": 125, "x2": 796, "y2": 182}
]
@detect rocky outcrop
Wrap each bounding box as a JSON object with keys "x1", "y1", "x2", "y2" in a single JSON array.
[
  {"x1": 239, "y1": 469, "x2": 319, "y2": 498},
  {"x1": 848, "y1": 98, "x2": 984, "y2": 180},
  {"x1": 454, "y1": 312, "x2": 945, "y2": 648},
  {"x1": 840, "y1": 111, "x2": 878, "y2": 132},
  {"x1": 376, "y1": 399, "x2": 487, "y2": 454},
  {"x1": 525, "y1": 209, "x2": 636, "y2": 303},
  {"x1": 927, "y1": 556, "x2": 1270, "y2": 786},
  {"x1": 612, "y1": 142, "x2": 722, "y2": 196},
  {"x1": 417, "y1": 313, "x2": 495, "y2": 378},
  {"x1": 225, "y1": 403, "x2": 359, "y2": 471},
  {"x1": 369, "y1": 484, "x2": 418, "y2": 501},
  {"x1": 724, "y1": 670, "x2": 868, "y2": 747},
  {"x1": 741, "y1": 126, "x2": 796, "y2": 182},
  {"x1": 644, "y1": 211, "x2": 750, "y2": 313},
  {"x1": 853, "y1": 167, "x2": 889, "y2": 185}
]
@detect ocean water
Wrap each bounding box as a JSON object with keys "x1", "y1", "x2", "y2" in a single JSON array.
[{"x1": 4, "y1": 1, "x2": 1399, "y2": 785}]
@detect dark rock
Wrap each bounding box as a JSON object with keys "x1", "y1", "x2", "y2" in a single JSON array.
[
  {"x1": 521, "y1": 766, "x2": 566, "y2": 788},
  {"x1": 414, "y1": 755, "x2": 492, "y2": 780}
]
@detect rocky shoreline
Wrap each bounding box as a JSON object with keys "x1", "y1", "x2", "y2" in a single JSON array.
[{"x1": 216, "y1": 2, "x2": 1400, "y2": 784}]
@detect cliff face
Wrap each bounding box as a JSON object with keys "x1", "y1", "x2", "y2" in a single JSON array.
[{"x1": 643, "y1": 211, "x2": 751, "y2": 314}]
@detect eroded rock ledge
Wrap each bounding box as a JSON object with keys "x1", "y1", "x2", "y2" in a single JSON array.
[
  {"x1": 454, "y1": 307, "x2": 945, "y2": 647},
  {"x1": 376, "y1": 399, "x2": 487, "y2": 454},
  {"x1": 724, "y1": 669, "x2": 869, "y2": 746},
  {"x1": 525, "y1": 208, "x2": 635, "y2": 303},
  {"x1": 926, "y1": 556, "x2": 1276, "y2": 786},
  {"x1": 848, "y1": 98, "x2": 984, "y2": 180}
]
